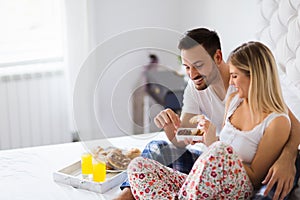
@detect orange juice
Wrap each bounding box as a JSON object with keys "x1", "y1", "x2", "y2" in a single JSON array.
[
  {"x1": 93, "y1": 160, "x2": 106, "y2": 182},
  {"x1": 81, "y1": 153, "x2": 93, "y2": 175}
]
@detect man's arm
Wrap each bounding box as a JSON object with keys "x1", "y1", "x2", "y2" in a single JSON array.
[
  {"x1": 113, "y1": 187, "x2": 134, "y2": 200},
  {"x1": 263, "y1": 109, "x2": 300, "y2": 200},
  {"x1": 154, "y1": 109, "x2": 197, "y2": 148}
]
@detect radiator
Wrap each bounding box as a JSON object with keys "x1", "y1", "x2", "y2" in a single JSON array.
[{"x1": 0, "y1": 69, "x2": 72, "y2": 150}]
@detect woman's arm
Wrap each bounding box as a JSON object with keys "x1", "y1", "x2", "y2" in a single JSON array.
[
  {"x1": 243, "y1": 115, "x2": 291, "y2": 189},
  {"x1": 200, "y1": 92, "x2": 238, "y2": 146},
  {"x1": 262, "y1": 109, "x2": 300, "y2": 199}
]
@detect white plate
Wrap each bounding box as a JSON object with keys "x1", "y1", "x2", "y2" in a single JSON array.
[
  {"x1": 176, "y1": 128, "x2": 203, "y2": 141},
  {"x1": 106, "y1": 169, "x2": 126, "y2": 173}
]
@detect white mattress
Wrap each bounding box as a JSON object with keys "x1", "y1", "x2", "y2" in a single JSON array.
[{"x1": 0, "y1": 132, "x2": 168, "y2": 200}]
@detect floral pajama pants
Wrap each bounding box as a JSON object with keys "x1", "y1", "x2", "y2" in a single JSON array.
[{"x1": 128, "y1": 141, "x2": 253, "y2": 199}]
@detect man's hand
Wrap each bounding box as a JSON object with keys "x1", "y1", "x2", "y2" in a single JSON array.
[
  {"x1": 262, "y1": 156, "x2": 296, "y2": 200},
  {"x1": 154, "y1": 108, "x2": 180, "y2": 137},
  {"x1": 113, "y1": 187, "x2": 134, "y2": 200},
  {"x1": 154, "y1": 108, "x2": 180, "y2": 129}
]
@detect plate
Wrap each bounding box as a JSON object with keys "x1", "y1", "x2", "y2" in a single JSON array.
[
  {"x1": 93, "y1": 146, "x2": 140, "y2": 171},
  {"x1": 176, "y1": 128, "x2": 204, "y2": 141},
  {"x1": 106, "y1": 169, "x2": 126, "y2": 173}
]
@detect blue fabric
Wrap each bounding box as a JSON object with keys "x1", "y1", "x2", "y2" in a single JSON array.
[
  {"x1": 120, "y1": 140, "x2": 202, "y2": 189},
  {"x1": 252, "y1": 151, "x2": 300, "y2": 200}
]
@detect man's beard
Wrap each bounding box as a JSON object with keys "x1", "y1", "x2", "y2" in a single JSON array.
[{"x1": 194, "y1": 78, "x2": 208, "y2": 91}]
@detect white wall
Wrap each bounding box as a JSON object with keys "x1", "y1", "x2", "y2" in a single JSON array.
[
  {"x1": 67, "y1": 0, "x2": 184, "y2": 139},
  {"x1": 178, "y1": 0, "x2": 260, "y2": 60},
  {"x1": 91, "y1": 0, "x2": 181, "y2": 46},
  {"x1": 66, "y1": 0, "x2": 261, "y2": 139}
]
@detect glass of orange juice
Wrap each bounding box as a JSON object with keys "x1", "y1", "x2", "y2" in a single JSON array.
[
  {"x1": 81, "y1": 153, "x2": 93, "y2": 178},
  {"x1": 93, "y1": 155, "x2": 106, "y2": 182}
]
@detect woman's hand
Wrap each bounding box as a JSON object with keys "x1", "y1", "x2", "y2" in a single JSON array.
[{"x1": 189, "y1": 115, "x2": 218, "y2": 146}]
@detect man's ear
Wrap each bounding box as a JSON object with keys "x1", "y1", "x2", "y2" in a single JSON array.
[{"x1": 213, "y1": 49, "x2": 223, "y2": 65}]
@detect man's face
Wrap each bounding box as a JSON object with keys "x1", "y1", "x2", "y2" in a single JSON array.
[{"x1": 181, "y1": 44, "x2": 218, "y2": 91}]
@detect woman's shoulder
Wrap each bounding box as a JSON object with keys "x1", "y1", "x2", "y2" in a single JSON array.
[
  {"x1": 225, "y1": 91, "x2": 239, "y2": 110},
  {"x1": 263, "y1": 113, "x2": 291, "y2": 139},
  {"x1": 266, "y1": 112, "x2": 291, "y2": 127},
  {"x1": 227, "y1": 91, "x2": 238, "y2": 102}
]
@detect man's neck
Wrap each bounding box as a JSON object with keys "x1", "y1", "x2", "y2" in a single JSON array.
[
  {"x1": 211, "y1": 61, "x2": 230, "y2": 101},
  {"x1": 219, "y1": 61, "x2": 230, "y2": 91}
]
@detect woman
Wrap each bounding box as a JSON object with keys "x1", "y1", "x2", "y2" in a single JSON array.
[{"x1": 127, "y1": 41, "x2": 291, "y2": 199}]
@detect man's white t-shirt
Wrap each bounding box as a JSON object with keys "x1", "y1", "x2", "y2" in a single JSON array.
[{"x1": 181, "y1": 79, "x2": 236, "y2": 135}]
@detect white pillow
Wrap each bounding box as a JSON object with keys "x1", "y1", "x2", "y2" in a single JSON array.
[{"x1": 280, "y1": 74, "x2": 300, "y2": 122}]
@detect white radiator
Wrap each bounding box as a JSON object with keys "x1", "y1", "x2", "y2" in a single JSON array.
[{"x1": 0, "y1": 68, "x2": 72, "y2": 150}]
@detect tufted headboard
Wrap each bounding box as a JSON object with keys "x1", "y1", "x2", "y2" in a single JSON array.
[{"x1": 257, "y1": 0, "x2": 300, "y2": 120}]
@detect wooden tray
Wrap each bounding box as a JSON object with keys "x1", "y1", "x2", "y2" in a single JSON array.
[{"x1": 53, "y1": 161, "x2": 127, "y2": 193}]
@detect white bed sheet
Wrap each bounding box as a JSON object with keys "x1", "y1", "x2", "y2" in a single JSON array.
[
  {"x1": 1, "y1": 124, "x2": 299, "y2": 199},
  {"x1": 0, "y1": 132, "x2": 169, "y2": 200}
]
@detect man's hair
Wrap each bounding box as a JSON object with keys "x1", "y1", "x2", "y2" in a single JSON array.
[{"x1": 178, "y1": 28, "x2": 221, "y2": 58}]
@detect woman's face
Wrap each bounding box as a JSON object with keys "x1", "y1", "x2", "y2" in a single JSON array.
[{"x1": 229, "y1": 63, "x2": 250, "y2": 99}]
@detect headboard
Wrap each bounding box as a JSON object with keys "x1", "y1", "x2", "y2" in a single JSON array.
[{"x1": 257, "y1": 0, "x2": 300, "y2": 120}]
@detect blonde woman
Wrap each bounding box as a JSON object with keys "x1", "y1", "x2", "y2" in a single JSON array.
[{"x1": 127, "y1": 41, "x2": 290, "y2": 199}]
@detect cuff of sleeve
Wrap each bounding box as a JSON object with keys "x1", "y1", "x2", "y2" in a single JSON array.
[{"x1": 120, "y1": 178, "x2": 130, "y2": 190}]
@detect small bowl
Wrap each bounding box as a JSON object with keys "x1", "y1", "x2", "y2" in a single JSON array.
[{"x1": 176, "y1": 128, "x2": 204, "y2": 141}]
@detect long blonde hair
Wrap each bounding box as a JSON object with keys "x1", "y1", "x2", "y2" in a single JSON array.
[{"x1": 228, "y1": 41, "x2": 287, "y2": 121}]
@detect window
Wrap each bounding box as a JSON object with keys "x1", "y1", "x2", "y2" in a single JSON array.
[{"x1": 0, "y1": 0, "x2": 64, "y2": 67}]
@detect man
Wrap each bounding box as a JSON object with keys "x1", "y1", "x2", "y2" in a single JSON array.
[{"x1": 114, "y1": 28, "x2": 300, "y2": 200}]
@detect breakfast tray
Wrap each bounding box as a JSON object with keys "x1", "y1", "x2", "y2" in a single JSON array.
[{"x1": 53, "y1": 161, "x2": 127, "y2": 193}]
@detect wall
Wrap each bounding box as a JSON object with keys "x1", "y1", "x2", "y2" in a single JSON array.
[
  {"x1": 178, "y1": 0, "x2": 261, "y2": 60},
  {"x1": 66, "y1": 0, "x2": 261, "y2": 139},
  {"x1": 91, "y1": 0, "x2": 181, "y2": 45}
]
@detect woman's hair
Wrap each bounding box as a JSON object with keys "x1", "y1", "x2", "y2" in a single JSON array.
[
  {"x1": 178, "y1": 28, "x2": 221, "y2": 58},
  {"x1": 228, "y1": 41, "x2": 287, "y2": 120}
]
